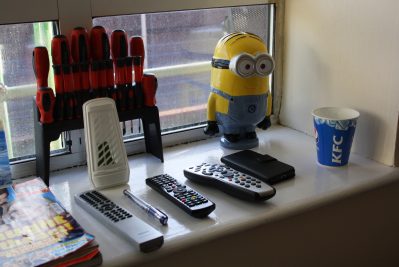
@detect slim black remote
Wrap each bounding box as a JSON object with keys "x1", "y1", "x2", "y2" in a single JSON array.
[
  {"x1": 184, "y1": 163, "x2": 276, "y2": 202},
  {"x1": 145, "y1": 174, "x2": 215, "y2": 218}
]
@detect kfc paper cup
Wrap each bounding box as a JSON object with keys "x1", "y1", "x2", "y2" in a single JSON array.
[{"x1": 312, "y1": 107, "x2": 359, "y2": 167}]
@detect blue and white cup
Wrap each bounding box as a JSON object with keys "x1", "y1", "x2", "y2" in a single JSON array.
[{"x1": 312, "y1": 107, "x2": 360, "y2": 167}]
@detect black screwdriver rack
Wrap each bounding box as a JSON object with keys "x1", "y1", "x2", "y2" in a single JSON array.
[{"x1": 33, "y1": 98, "x2": 164, "y2": 186}]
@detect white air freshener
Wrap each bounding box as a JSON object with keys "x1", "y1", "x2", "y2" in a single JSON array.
[{"x1": 83, "y1": 98, "x2": 129, "y2": 189}]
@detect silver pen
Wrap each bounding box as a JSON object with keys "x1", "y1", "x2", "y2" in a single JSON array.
[{"x1": 123, "y1": 189, "x2": 168, "y2": 225}]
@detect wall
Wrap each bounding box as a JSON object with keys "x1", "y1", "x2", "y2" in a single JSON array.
[{"x1": 279, "y1": 0, "x2": 399, "y2": 166}]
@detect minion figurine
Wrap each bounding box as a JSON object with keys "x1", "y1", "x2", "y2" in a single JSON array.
[{"x1": 204, "y1": 32, "x2": 275, "y2": 149}]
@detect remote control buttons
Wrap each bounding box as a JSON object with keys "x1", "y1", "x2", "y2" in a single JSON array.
[
  {"x1": 174, "y1": 190, "x2": 208, "y2": 207},
  {"x1": 184, "y1": 163, "x2": 276, "y2": 202},
  {"x1": 173, "y1": 186, "x2": 187, "y2": 194},
  {"x1": 146, "y1": 174, "x2": 215, "y2": 217},
  {"x1": 210, "y1": 164, "x2": 262, "y2": 189},
  {"x1": 104, "y1": 207, "x2": 133, "y2": 223},
  {"x1": 99, "y1": 203, "x2": 115, "y2": 212},
  {"x1": 80, "y1": 191, "x2": 133, "y2": 223}
]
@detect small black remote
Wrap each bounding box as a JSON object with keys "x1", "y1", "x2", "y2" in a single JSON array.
[
  {"x1": 145, "y1": 174, "x2": 216, "y2": 218},
  {"x1": 184, "y1": 163, "x2": 276, "y2": 202}
]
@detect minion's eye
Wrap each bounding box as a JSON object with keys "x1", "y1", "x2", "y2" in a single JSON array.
[
  {"x1": 255, "y1": 54, "x2": 274, "y2": 76},
  {"x1": 237, "y1": 59, "x2": 255, "y2": 77},
  {"x1": 229, "y1": 53, "x2": 256, "y2": 77},
  {"x1": 233, "y1": 57, "x2": 254, "y2": 78}
]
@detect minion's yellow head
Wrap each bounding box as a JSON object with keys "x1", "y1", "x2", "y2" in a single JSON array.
[{"x1": 211, "y1": 32, "x2": 274, "y2": 96}]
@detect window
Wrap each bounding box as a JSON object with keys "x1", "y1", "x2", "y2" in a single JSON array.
[
  {"x1": 0, "y1": 22, "x2": 62, "y2": 161},
  {"x1": 94, "y1": 5, "x2": 273, "y2": 135},
  {"x1": 0, "y1": 0, "x2": 283, "y2": 179}
]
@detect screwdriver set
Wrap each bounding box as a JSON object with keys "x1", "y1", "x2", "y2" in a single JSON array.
[
  {"x1": 33, "y1": 26, "x2": 157, "y2": 124},
  {"x1": 33, "y1": 26, "x2": 163, "y2": 186}
]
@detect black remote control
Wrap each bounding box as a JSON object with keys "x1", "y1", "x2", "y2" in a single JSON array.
[
  {"x1": 145, "y1": 174, "x2": 216, "y2": 218},
  {"x1": 184, "y1": 163, "x2": 276, "y2": 202}
]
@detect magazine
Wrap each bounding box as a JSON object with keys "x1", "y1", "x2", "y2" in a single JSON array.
[{"x1": 0, "y1": 178, "x2": 99, "y2": 267}]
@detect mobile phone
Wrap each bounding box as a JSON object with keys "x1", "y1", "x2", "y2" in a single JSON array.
[{"x1": 221, "y1": 150, "x2": 295, "y2": 185}]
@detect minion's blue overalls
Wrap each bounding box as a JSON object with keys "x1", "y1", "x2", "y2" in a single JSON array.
[{"x1": 212, "y1": 88, "x2": 267, "y2": 135}]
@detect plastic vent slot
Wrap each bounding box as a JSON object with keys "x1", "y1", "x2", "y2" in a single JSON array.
[
  {"x1": 90, "y1": 108, "x2": 121, "y2": 170},
  {"x1": 97, "y1": 141, "x2": 114, "y2": 167}
]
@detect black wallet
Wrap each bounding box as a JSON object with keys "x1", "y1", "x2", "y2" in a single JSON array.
[{"x1": 221, "y1": 150, "x2": 295, "y2": 184}]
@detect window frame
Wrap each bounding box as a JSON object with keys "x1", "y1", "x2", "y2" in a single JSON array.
[{"x1": 0, "y1": 0, "x2": 285, "y2": 179}]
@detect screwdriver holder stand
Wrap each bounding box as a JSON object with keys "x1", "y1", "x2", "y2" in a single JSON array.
[{"x1": 33, "y1": 98, "x2": 164, "y2": 186}]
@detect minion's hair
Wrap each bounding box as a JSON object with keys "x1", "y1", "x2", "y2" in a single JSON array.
[{"x1": 221, "y1": 32, "x2": 264, "y2": 46}]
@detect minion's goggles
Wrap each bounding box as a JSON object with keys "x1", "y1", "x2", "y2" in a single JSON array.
[{"x1": 212, "y1": 52, "x2": 274, "y2": 78}]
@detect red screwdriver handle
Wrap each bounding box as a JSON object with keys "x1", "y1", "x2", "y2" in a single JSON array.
[
  {"x1": 111, "y1": 30, "x2": 129, "y2": 110},
  {"x1": 33, "y1": 46, "x2": 55, "y2": 124},
  {"x1": 114, "y1": 58, "x2": 126, "y2": 86},
  {"x1": 90, "y1": 61, "x2": 100, "y2": 97},
  {"x1": 71, "y1": 27, "x2": 91, "y2": 102},
  {"x1": 114, "y1": 58, "x2": 126, "y2": 110},
  {"x1": 51, "y1": 36, "x2": 70, "y2": 121},
  {"x1": 125, "y1": 57, "x2": 134, "y2": 110},
  {"x1": 36, "y1": 89, "x2": 55, "y2": 124},
  {"x1": 71, "y1": 63, "x2": 82, "y2": 118},
  {"x1": 51, "y1": 35, "x2": 69, "y2": 96},
  {"x1": 133, "y1": 56, "x2": 143, "y2": 83},
  {"x1": 105, "y1": 59, "x2": 116, "y2": 100},
  {"x1": 71, "y1": 27, "x2": 90, "y2": 63},
  {"x1": 111, "y1": 30, "x2": 128, "y2": 86},
  {"x1": 98, "y1": 61, "x2": 107, "y2": 97},
  {"x1": 90, "y1": 26, "x2": 108, "y2": 61},
  {"x1": 51, "y1": 36, "x2": 65, "y2": 96},
  {"x1": 51, "y1": 36, "x2": 63, "y2": 65},
  {"x1": 90, "y1": 26, "x2": 109, "y2": 97},
  {"x1": 52, "y1": 65, "x2": 63, "y2": 95},
  {"x1": 71, "y1": 27, "x2": 91, "y2": 111},
  {"x1": 51, "y1": 35, "x2": 71, "y2": 65},
  {"x1": 32, "y1": 47, "x2": 49, "y2": 88},
  {"x1": 129, "y1": 36, "x2": 145, "y2": 66},
  {"x1": 130, "y1": 36, "x2": 145, "y2": 108},
  {"x1": 62, "y1": 64, "x2": 76, "y2": 120},
  {"x1": 130, "y1": 36, "x2": 145, "y2": 84},
  {"x1": 80, "y1": 63, "x2": 90, "y2": 90},
  {"x1": 52, "y1": 35, "x2": 77, "y2": 119},
  {"x1": 142, "y1": 73, "x2": 157, "y2": 107},
  {"x1": 51, "y1": 64, "x2": 64, "y2": 121},
  {"x1": 111, "y1": 29, "x2": 128, "y2": 86},
  {"x1": 125, "y1": 57, "x2": 133, "y2": 84},
  {"x1": 111, "y1": 30, "x2": 128, "y2": 59}
]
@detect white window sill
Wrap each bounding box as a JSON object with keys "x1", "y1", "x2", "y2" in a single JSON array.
[{"x1": 47, "y1": 125, "x2": 398, "y2": 266}]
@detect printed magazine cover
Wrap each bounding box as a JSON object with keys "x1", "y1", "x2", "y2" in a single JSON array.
[
  {"x1": 0, "y1": 178, "x2": 98, "y2": 267},
  {"x1": 0, "y1": 130, "x2": 12, "y2": 189}
]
